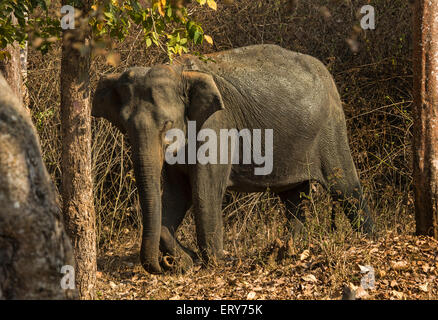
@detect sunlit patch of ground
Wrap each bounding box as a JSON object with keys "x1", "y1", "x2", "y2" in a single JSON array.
[{"x1": 96, "y1": 230, "x2": 438, "y2": 300}]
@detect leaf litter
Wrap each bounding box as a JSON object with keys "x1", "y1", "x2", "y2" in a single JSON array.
[{"x1": 96, "y1": 231, "x2": 438, "y2": 300}]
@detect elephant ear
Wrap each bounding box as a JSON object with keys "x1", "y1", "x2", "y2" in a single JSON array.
[
  {"x1": 183, "y1": 70, "x2": 225, "y2": 126},
  {"x1": 92, "y1": 73, "x2": 126, "y2": 133}
]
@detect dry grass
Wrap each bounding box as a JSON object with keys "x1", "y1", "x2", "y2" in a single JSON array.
[{"x1": 25, "y1": 0, "x2": 431, "y2": 299}]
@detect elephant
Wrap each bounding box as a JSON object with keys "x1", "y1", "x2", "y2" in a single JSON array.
[{"x1": 92, "y1": 44, "x2": 374, "y2": 274}]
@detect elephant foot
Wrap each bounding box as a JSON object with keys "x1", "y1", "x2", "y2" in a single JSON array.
[
  {"x1": 140, "y1": 257, "x2": 163, "y2": 275},
  {"x1": 199, "y1": 248, "x2": 227, "y2": 269}
]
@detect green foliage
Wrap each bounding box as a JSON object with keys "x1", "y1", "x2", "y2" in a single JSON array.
[
  {"x1": 0, "y1": 0, "x2": 60, "y2": 56},
  {"x1": 90, "y1": 0, "x2": 214, "y2": 60},
  {"x1": 0, "y1": 0, "x2": 216, "y2": 61}
]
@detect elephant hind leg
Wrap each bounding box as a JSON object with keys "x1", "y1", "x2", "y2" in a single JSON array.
[
  {"x1": 322, "y1": 158, "x2": 374, "y2": 235},
  {"x1": 277, "y1": 181, "x2": 311, "y2": 238}
]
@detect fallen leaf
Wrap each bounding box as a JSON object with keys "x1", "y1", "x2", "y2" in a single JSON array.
[
  {"x1": 391, "y1": 290, "x2": 404, "y2": 299},
  {"x1": 247, "y1": 291, "x2": 256, "y2": 299},
  {"x1": 300, "y1": 249, "x2": 310, "y2": 261},
  {"x1": 422, "y1": 264, "x2": 430, "y2": 273},
  {"x1": 207, "y1": 0, "x2": 217, "y2": 10},
  {"x1": 355, "y1": 286, "x2": 369, "y2": 299},
  {"x1": 390, "y1": 261, "x2": 409, "y2": 271},
  {"x1": 358, "y1": 265, "x2": 372, "y2": 273},
  {"x1": 204, "y1": 35, "x2": 213, "y2": 45},
  {"x1": 419, "y1": 283, "x2": 429, "y2": 292},
  {"x1": 378, "y1": 269, "x2": 386, "y2": 278},
  {"x1": 302, "y1": 274, "x2": 317, "y2": 283}
]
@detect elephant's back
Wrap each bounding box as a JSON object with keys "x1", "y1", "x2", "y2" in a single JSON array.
[
  {"x1": 204, "y1": 44, "x2": 334, "y2": 92},
  {"x1": 197, "y1": 45, "x2": 339, "y2": 130}
]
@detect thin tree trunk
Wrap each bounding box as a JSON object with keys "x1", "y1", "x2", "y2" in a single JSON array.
[
  {"x1": 20, "y1": 16, "x2": 29, "y2": 109},
  {"x1": 412, "y1": 0, "x2": 438, "y2": 239},
  {"x1": 0, "y1": 74, "x2": 76, "y2": 299},
  {"x1": 60, "y1": 1, "x2": 96, "y2": 299},
  {"x1": 0, "y1": 14, "x2": 23, "y2": 105}
]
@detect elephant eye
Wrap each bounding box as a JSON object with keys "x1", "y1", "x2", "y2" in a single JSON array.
[
  {"x1": 162, "y1": 121, "x2": 175, "y2": 147},
  {"x1": 162, "y1": 120, "x2": 174, "y2": 132},
  {"x1": 161, "y1": 120, "x2": 174, "y2": 146}
]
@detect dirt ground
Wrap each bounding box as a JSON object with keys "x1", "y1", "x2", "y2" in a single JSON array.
[{"x1": 96, "y1": 230, "x2": 438, "y2": 300}]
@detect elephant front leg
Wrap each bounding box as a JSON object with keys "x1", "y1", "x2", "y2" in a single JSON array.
[
  {"x1": 191, "y1": 165, "x2": 228, "y2": 266},
  {"x1": 159, "y1": 166, "x2": 195, "y2": 272},
  {"x1": 194, "y1": 198, "x2": 224, "y2": 265}
]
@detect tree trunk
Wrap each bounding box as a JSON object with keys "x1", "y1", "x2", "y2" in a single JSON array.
[
  {"x1": 412, "y1": 0, "x2": 438, "y2": 239},
  {"x1": 0, "y1": 74, "x2": 76, "y2": 299},
  {"x1": 0, "y1": 14, "x2": 24, "y2": 106},
  {"x1": 60, "y1": 1, "x2": 96, "y2": 299}
]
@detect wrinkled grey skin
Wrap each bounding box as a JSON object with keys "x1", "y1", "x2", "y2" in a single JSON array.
[{"x1": 92, "y1": 44, "x2": 374, "y2": 274}]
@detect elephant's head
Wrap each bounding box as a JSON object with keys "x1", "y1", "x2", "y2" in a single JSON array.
[{"x1": 92, "y1": 65, "x2": 224, "y2": 274}]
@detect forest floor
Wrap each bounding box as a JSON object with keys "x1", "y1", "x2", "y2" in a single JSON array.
[{"x1": 96, "y1": 229, "x2": 438, "y2": 300}]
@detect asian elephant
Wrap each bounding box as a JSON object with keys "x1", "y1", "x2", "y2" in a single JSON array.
[{"x1": 92, "y1": 44, "x2": 374, "y2": 274}]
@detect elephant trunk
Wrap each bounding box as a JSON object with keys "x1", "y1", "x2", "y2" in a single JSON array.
[{"x1": 131, "y1": 134, "x2": 163, "y2": 274}]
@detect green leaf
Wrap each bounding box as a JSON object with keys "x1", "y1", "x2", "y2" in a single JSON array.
[
  {"x1": 104, "y1": 12, "x2": 114, "y2": 20},
  {"x1": 193, "y1": 30, "x2": 202, "y2": 44},
  {"x1": 145, "y1": 37, "x2": 152, "y2": 47}
]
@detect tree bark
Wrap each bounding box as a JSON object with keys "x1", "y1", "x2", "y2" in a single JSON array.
[
  {"x1": 0, "y1": 74, "x2": 76, "y2": 299},
  {"x1": 412, "y1": 0, "x2": 438, "y2": 239},
  {"x1": 0, "y1": 14, "x2": 24, "y2": 106},
  {"x1": 60, "y1": 1, "x2": 96, "y2": 299}
]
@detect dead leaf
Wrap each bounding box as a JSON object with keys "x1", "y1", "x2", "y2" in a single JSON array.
[
  {"x1": 300, "y1": 249, "x2": 310, "y2": 261},
  {"x1": 390, "y1": 261, "x2": 409, "y2": 271},
  {"x1": 422, "y1": 264, "x2": 430, "y2": 273},
  {"x1": 419, "y1": 283, "x2": 429, "y2": 292},
  {"x1": 355, "y1": 286, "x2": 369, "y2": 299},
  {"x1": 391, "y1": 290, "x2": 404, "y2": 299},
  {"x1": 247, "y1": 291, "x2": 256, "y2": 299},
  {"x1": 302, "y1": 274, "x2": 317, "y2": 283},
  {"x1": 204, "y1": 35, "x2": 213, "y2": 45},
  {"x1": 378, "y1": 269, "x2": 386, "y2": 278},
  {"x1": 207, "y1": 0, "x2": 217, "y2": 10}
]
